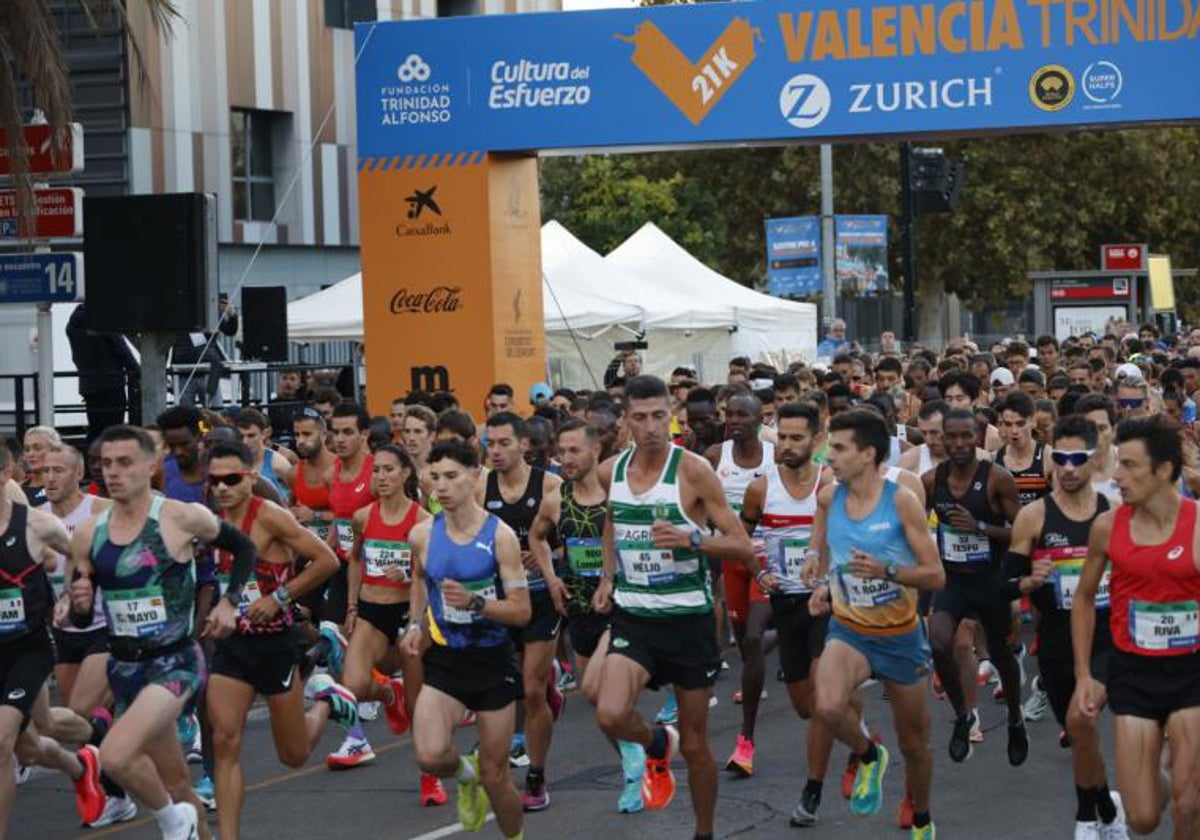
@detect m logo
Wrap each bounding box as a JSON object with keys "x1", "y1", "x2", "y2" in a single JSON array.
[
  {"x1": 411, "y1": 365, "x2": 450, "y2": 392},
  {"x1": 618, "y1": 18, "x2": 761, "y2": 125},
  {"x1": 405, "y1": 186, "x2": 441, "y2": 220}
]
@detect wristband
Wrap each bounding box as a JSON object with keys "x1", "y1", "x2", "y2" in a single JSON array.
[{"x1": 404, "y1": 623, "x2": 421, "y2": 635}]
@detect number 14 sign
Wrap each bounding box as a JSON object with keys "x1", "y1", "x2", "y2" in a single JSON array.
[{"x1": 0, "y1": 252, "x2": 83, "y2": 304}]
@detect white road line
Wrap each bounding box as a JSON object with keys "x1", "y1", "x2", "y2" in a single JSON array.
[{"x1": 408, "y1": 814, "x2": 496, "y2": 840}]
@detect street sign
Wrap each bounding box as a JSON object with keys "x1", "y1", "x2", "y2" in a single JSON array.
[
  {"x1": 0, "y1": 252, "x2": 83, "y2": 303},
  {"x1": 1101, "y1": 243, "x2": 1148, "y2": 272},
  {"x1": 0, "y1": 123, "x2": 84, "y2": 176},
  {"x1": 0, "y1": 187, "x2": 83, "y2": 239},
  {"x1": 1050, "y1": 276, "x2": 1130, "y2": 300}
]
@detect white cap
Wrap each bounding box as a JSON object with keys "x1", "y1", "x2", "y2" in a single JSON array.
[
  {"x1": 1115, "y1": 362, "x2": 1142, "y2": 381},
  {"x1": 990, "y1": 368, "x2": 1015, "y2": 386}
]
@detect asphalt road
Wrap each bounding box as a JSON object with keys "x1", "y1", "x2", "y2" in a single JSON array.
[{"x1": 13, "y1": 648, "x2": 1176, "y2": 839}]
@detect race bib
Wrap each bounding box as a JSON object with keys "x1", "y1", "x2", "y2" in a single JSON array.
[
  {"x1": 217, "y1": 575, "x2": 263, "y2": 615},
  {"x1": 566, "y1": 538, "x2": 604, "y2": 577},
  {"x1": 839, "y1": 572, "x2": 903, "y2": 608},
  {"x1": 617, "y1": 541, "x2": 677, "y2": 586},
  {"x1": 363, "y1": 540, "x2": 412, "y2": 581},
  {"x1": 48, "y1": 573, "x2": 66, "y2": 601},
  {"x1": 107, "y1": 586, "x2": 168, "y2": 638},
  {"x1": 442, "y1": 578, "x2": 497, "y2": 625},
  {"x1": 1052, "y1": 562, "x2": 1111, "y2": 611},
  {"x1": 780, "y1": 538, "x2": 810, "y2": 583},
  {"x1": 335, "y1": 519, "x2": 355, "y2": 554},
  {"x1": 942, "y1": 527, "x2": 991, "y2": 565},
  {"x1": 0, "y1": 588, "x2": 25, "y2": 635},
  {"x1": 306, "y1": 520, "x2": 331, "y2": 542},
  {"x1": 1130, "y1": 600, "x2": 1200, "y2": 652}
]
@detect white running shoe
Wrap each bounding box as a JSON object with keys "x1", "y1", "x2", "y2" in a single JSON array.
[
  {"x1": 969, "y1": 707, "x2": 984, "y2": 743},
  {"x1": 358, "y1": 701, "x2": 380, "y2": 722},
  {"x1": 1098, "y1": 792, "x2": 1129, "y2": 839},
  {"x1": 163, "y1": 801, "x2": 199, "y2": 840},
  {"x1": 1022, "y1": 677, "x2": 1050, "y2": 722},
  {"x1": 88, "y1": 795, "x2": 138, "y2": 828},
  {"x1": 1074, "y1": 821, "x2": 1100, "y2": 840}
]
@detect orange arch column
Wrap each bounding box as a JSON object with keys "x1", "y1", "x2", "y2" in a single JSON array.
[{"x1": 360, "y1": 153, "x2": 545, "y2": 416}]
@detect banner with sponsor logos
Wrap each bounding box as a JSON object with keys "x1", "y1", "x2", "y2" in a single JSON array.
[
  {"x1": 836, "y1": 215, "x2": 889, "y2": 296},
  {"x1": 765, "y1": 216, "x2": 821, "y2": 298},
  {"x1": 355, "y1": 0, "x2": 1200, "y2": 157}
]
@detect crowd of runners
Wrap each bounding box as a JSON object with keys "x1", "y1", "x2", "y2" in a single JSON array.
[{"x1": 3, "y1": 322, "x2": 1200, "y2": 839}]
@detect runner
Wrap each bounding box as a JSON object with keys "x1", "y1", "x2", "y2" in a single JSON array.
[
  {"x1": 805, "y1": 407, "x2": 944, "y2": 839},
  {"x1": 235, "y1": 408, "x2": 294, "y2": 503},
  {"x1": 1005, "y1": 416, "x2": 1127, "y2": 838},
  {"x1": 402, "y1": 405, "x2": 437, "y2": 505},
  {"x1": 593, "y1": 375, "x2": 756, "y2": 840},
  {"x1": 922, "y1": 408, "x2": 1027, "y2": 766},
  {"x1": 704, "y1": 393, "x2": 774, "y2": 774},
  {"x1": 483, "y1": 411, "x2": 565, "y2": 790},
  {"x1": 68, "y1": 424, "x2": 259, "y2": 840},
  {"x1": 1076, "y1": 395, "x2": 1122, "y2": 504},
  {"x1": 1073, "y1": 415, "x2": 1199, "y2": 836},
  {"x1": 739, "y1": 401, "x2": 837, "y2": 825},
  {"x1": 21, "y1": 426, "x2": 59, "y2": 507},
  {"x1": 995, "y1": 392, "x2": 1050, "y2": 507},
  {"x1": 529, "y1": 418, "x2": 645, "y2": 813},
  {"x1": 204, "y1": 440, "x2": 356, "y2": 839},
  {"x1": 0, "y1": 442, "x2": 105, "y2": 834},
  {"x1": 403, "y1": 439, "x2": 531, "y2": 838},
  {"x1": 345, "y1": 443, "x2": 448, "y2": 806}
]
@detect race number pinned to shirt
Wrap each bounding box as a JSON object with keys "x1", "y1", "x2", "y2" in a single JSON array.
[
  {"x1": 1130, "y1": 600, "x2": 1200, "y2": 652},
  {"x1": 364, "y1": 541, "x2": 412, "y2": 581},
  {"x1": 839, "y1": 572, "x2": 903, "y2": 608},
  {"x1": 0, "y1": 588, "x2": 25, "y2": 635},
  {"x1": 617, "y1": 540, "x2": 677, "y2": 586},
  {"x1": 306, "y1": 520, "x2": 331, "y2": 543},
  {"x1": 1052, "y1": 558, "x2": 1111, "y2": 611},
  {"x1": 941, "y1": 527, "x2": 990, "y2": 565},
  {"x1": 442, "y1": 578, "x2": 497, "y2": 625},
  {"x1": 335, "y1": 519, "x2": 355, "y2": 555},
  {"x1": 107, "y1": 587, "x2": 168, "y2": 638},
  {"x1": 566, "y1": 537, "x2": 604, "y2": 578},
  {"x1": 780, "y1": 539, "x2": 810, "y2": 583},
  {"x1": 217, "y1": 575, "x2": 262, "y2": 615}
]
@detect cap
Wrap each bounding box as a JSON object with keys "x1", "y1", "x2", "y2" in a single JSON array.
[
  {"x1": 990, "y1": 368, "x2": 1015, "y2": 386},
  {"x1": 1115, "y1": 363, "x2": 1141, "y2": 381},
  {"x1": 529, "y1": 382, "x2": 553, "y2": 404}
]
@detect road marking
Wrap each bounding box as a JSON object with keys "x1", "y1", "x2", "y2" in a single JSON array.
[
  {"x1": 408, "y1": 814, "x2": 495, "y2": 840},
  {"x1": 87, "y1": 739, "x2": 411, "y2": 838}
]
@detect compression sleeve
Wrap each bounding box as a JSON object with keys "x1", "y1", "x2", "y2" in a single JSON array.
[
  {"x1": 209, "y1": 521, "x2": 256, "y2": 601},
  {"x1": 1003, "y1": 550, "x2": 1031, "y2": 601},
  {"x1": 68, "y1": 568, "x2": 94, "y2": 628}
]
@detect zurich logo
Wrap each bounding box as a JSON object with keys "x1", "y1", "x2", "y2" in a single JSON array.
[{"x1": 779, "y1": 74, "x2": 831, "y2": 129}]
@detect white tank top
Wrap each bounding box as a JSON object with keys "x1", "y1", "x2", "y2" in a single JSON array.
[
  {"x1": 716, "y1": 439, "x2": 775, "y2": 512},
  {"x1": 40, "y1": 494, "x2": 107, "y2": 633},
  {"x1": 760, "y1": 463, "x2": 821, "y2": 595},
  {"x1": 916, "y1": 444, "x2": 934, "y2": 476},
  {"x1": 888, "y1": 437, "x2": 903, "y2": 467},
  {"x1": 883, "y1": 465, "x2": 903, "y2": 484}
]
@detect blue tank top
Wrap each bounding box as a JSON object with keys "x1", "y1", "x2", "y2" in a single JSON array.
[
  {"x1": 827, "y1": 480, "x2": 920, "y2": 634},
  {"x1": 163, "y1": 456, "x2": 205, "y2": 505},
  {"x1": 426, "y1": 513, "x2": 508, "y2": 649},
  {"x1": 260, "y1": 451, "x2": 290, "y2": 504}
]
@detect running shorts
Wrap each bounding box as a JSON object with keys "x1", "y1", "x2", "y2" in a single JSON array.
[
  {"x1": 607, "y1": 608, "x2": 721, "y2": 691},
  {"x1": 1039, "y1": 649, "x2": 1110, "y2": 727},
  {"x1": 356, "y1": 600, "x2": 410, "y2": 643},
  {"x1": 52, "y1": 626, "x2": 110, "y2": 665},
  {"x1": 324, "y1": 563, "x2": 350, "y2": 626},
  {"x1": 826, "y1": 617, "x2": 932, "y2": 686},
  {"x1": 108, "y1": 639, "x2": 206, "y2": 717},
  {"x1": 932, "y1": 569, "x2": 1013, "y2": 646},
  {"x1": 723, "y1": 561, "x2": 769, "y2": 624},
  {"x1": 0, "y1": 630, "x2": 54, "y2": 731},
  {"x1": 771, "y1": 593, "x2": 828, "y2": 683},
  {"x1": 1107, "y1": 648, "x2": 1200, "y2": 724},
  {"x1": 566, "y1": 611, "x2": 608, "y2": 659},
  {"x1": 212, "y1": 630, "x2": 303, "y2": 697},
  {"x1": 423, "y1": 641, "x2": 522, "y2": 712},
  {"x1": 515, "y1": 591, "x2": 562, "y2": 645}
]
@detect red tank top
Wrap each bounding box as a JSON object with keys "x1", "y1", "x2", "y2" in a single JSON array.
[
  {"x1": 292, "y1": 460, "x2": 332, "y2": 544},
  {"x1": 1109, "y1": 498, "x2": 1200, "y2": 656},
  {"x1": 330, "y1": 454, "x2": 376, "y2": 560},
  {"x1": 360, "y1": 500, "x2": 420, "y2": 589},
  {"x1": 217, "y1": 498, "x2": 294, "y2": 635}
]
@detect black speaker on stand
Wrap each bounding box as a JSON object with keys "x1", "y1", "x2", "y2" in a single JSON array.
[{"x1": 241, "y1": 286, "x2": 290, "y2": 362}]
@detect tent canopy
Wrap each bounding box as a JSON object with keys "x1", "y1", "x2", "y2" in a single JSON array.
[{"x1": 288, "y1": 274, "x2": 364, "y2": 342}]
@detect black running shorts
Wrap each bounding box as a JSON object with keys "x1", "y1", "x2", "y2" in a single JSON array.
[
  {"x1": 211, "y1": 630, "x2": 303, "y2": 696},
  {"x1": 51, "y1": 627, "x2": 110, "y2": 665},
  {"x1": 771, "y1": 593, "x2": 828, "y2": 683},
  {"x1": 0, "y1": 630, "x2": 53, "y2": 731},
  {"x1": 607, "y1": 608, "x2": 721, "y2": 691},
  {"x1": 356, "y1": 600, "x2": 410, "y2": 643},
  {"x1": 1107, "y1": 648, "x2": 1200, "y2": 724},
  {"x1": 423, "y1": 641, "x2": 523, "y2": 712}
]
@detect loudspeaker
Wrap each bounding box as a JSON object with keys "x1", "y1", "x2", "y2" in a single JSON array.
[
  {"x1": 83, "y1": 193, "x2": 217, "y2": 332},
  {"x1": 241, "y1": 286, "x2": 289, "y2": 362}
]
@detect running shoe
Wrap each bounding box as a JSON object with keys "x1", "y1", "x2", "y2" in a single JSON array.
[
  {"x1": 459, "y1": 710, "x2": 477, "y2": 728},
  {"x1": 642, "y1": 725, "x2": 679, "y2": 809},
  {"x1": 725, "y1": 734, "x2": 754, "y2": 777},
  {"x1": 1075, "y1": 821, "x2": 1101, "y2": 839},
  {"x1": 790, "y1": 789, "x2": 820, "y2": 827},
  {"x1": 87, "y1": 794, "x2": 137, "y2": 828},
  {"x1": 708, "y1": 694, "x2": 719, "y2": 709},
  {"x1": 1007, "y1": 721, "x2": 1030, "y2": 766},
  {"x1": 897, "y1": 789, "x2": 915, "y2": 829},
  {"x1": 849, "y1": 743, "x2": 889, "y2": 816},
  {"x1": 177, "y1": 714, "x2": 202, "y2": 764},
  {"x1": 618, "y1": 740, "x2": 645, "y2": 814},
  {"x1": 732, "y1": 689, "x2": 767, "y2": 704},
  {"x1": 309, "y1": 674, "x2": 361, "y2": 731},
  {"x1": 326, "y1": 735, "x2": 376, "y2": 770},
  {"x1": 12, "y1": 760, "x2": 29, "y2": 786},
  {"x1": 970, "y1": 708, "x2": 984, "y2": 743},
  {"x1": 358, "y1": 701, "x2": 380, "y2": 722},
  {"x1": 911, "y1": 820, "x2": 936, "y2": 839},
  {"x1": 457, "y1": 753, "x2": 490, "y2": 832},
  {"x1": 420, "y1": 773, "x2": 448, "y2": 807},
  {"x1": 522, "y1": 774, "x2": 550, "y2": 811},
  {"x1": 976, "y1": 659, "x2": 996, "y2": 686},
  {"x1": 384, "y1": 677, "x2": 410, "y2": 735},
  {"x1": 842, "y1": 732, "x2": 883, "y2": 798},
  {"x1": 163, "y1": 801, "x2": 199, "y2": 840},
  {"x1": 1098, "y1": 792, "x2": 1129, "y2": 840},
  {"x1": 1022, "y1": 677, "x2": 1050, "y2": 722},
  {"x1": 557, "y1": 661, "x2": 578, "y2": 692},
  {"x1": 547, "y1": 681, "x2": 566, "y2": 722},
  {"x1": 193, "y1": 775, "x2": 216, "y2": 811},
  {"x1": 509, "y1": 741, "x2": 530, "y2": 768},
  {"x1": 73, "y1": 744, "x2": 105, "y2": 824},
  {"x1": 318, "y1": 620, "x2": 349, "y2": 678},
  {"x1": 656, "y1": 687, "x2": 678, "y2": 725},
  {"x1": 949, "y1": 711, "x2": 976, "y2": 763}
]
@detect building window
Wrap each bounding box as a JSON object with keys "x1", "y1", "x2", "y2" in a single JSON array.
[
  {"x1": 325, "y1": 0, "x2": 377, "y2": 29},
  {"x1": 230, "y1": 109, "x2": 277, "y2": 223},
  {"x1": 437, "y1": 0, "x2": 479, "y2": 15}
]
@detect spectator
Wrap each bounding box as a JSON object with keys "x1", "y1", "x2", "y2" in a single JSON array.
[{"x1": 66, "y1": 303, "x2": 140, "y2": 442}]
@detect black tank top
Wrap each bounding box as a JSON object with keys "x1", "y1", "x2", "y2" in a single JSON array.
[
  {"x1": 1032, "y1": 493, "x2": 1112, "y2": 661},
  {"x1": 0, "y1": 505, "x2": 51, "y2": 642},
  {"x1": 997, "y1": 443, "x2": 1050, "y2": 507},
  {"x1": 933, "y1": 460, "x2": 1005, "y2": 572},
  {"x1": 485, "y1": 467, "x2": 545, "y2": 551}
]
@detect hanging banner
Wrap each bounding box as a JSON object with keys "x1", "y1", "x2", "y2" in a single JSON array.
[
  {"x1": 765, "y1": 216, "x2": 821, "y2": 298},
  {"x1": 835, "y1": 215, "x2": 889, "y2": 296},
  {"x1": 356, "y1": 0, "x2": 1200, "y2": 159}
]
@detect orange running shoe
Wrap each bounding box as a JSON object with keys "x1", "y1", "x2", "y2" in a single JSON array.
[
  {"x1": 384, "y1": 677, "x2": 410, "y2": 735},
  {"x1": 641, "y1": 725, "x2": 679, "y2": 809},
  {"x1": 420, "y1": 772, "x2": 449, "y2": 807},
  {"x1": 897, "y1": 788, "x2": 915, "y2": 829}
]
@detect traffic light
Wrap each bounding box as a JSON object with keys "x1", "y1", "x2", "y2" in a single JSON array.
[{"x1": 908, "y1": 148, "x2": 964, "y2": 213}]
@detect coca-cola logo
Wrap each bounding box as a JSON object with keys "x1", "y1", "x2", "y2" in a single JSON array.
[{"x1": 390, "y1": 285, "x2": 463, "y2": 314}]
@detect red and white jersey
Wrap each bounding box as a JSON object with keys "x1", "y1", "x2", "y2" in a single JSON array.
[{"x1": 760, "y1": 463, "x2": 822, "y2": 595}]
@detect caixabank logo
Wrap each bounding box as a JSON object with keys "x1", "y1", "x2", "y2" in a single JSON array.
[{"x1": 618, "y1": 18, "x2": 762, "y2": 125}]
